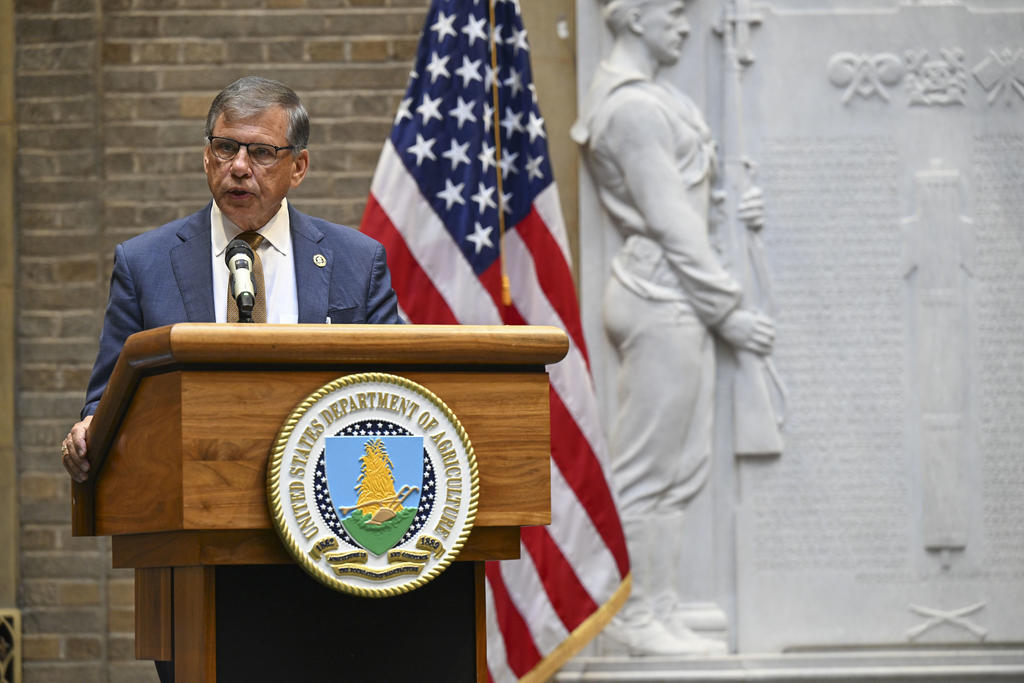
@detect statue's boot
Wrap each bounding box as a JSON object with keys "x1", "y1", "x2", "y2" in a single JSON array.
[
  {"x1": 653, "y1": 511, "x2": 727, "y2": 656},
  {"x1": 601, "y1": 517, "x2": 702, "y2": 656}
]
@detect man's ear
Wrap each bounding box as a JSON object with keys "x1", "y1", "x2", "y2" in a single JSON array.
[{"x1": 290, "y1": 149, "x2": 310, "y2": 189}]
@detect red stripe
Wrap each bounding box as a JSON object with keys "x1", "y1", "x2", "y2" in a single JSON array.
[
  {"x1": 486, "y1": 561, "x2": 542, "y2": 677},
  {"x1": 515, "y1": 209, "x2": 591, "y2": 368},
  {"x1": 520, "y1": 526, "x2": 599, "y2": 630},
  {"x1": 549, "y1": 389, "x2": 630, "y2": 576},
  {"x1": 360, "y1": 194, "x2": 458, "y2": 324},
  {"x1": 479, "y1": 257, "x2": 529, "y2": 325}
]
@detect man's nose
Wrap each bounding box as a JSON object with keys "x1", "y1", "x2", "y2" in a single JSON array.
[
  {"x1": 230, "y1": 146, "x2": 253, "y2": 174},
  {"x1": 678, "y1": 17, "x2": 691, "y2": 36}
]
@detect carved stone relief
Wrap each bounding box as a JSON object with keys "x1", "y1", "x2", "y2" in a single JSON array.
[{"x1": 573, "y1": 0, "x2": 1024, "y2": 670}]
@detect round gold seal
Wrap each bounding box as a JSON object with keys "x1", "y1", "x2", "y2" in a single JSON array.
[{"x1": 267, "y1": 372, "x2": 478, "y2": 597}]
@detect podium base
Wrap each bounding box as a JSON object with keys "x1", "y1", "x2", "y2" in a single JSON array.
[{"x1": 210, "y1": 562, "x2": 478, "y2": 682}]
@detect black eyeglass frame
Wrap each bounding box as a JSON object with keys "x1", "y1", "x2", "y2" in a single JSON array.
[{"x1": 206, "y1": 135, "x2": 298, "y2": 166}]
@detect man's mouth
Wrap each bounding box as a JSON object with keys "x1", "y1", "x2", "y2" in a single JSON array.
[{"x1": 227, "y1": 189, "x2": 253, "y2": 199}]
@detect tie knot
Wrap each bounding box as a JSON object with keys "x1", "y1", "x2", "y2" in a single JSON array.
[{"x1": 236, "y1": 231, "x2": 265, "y2": 251}]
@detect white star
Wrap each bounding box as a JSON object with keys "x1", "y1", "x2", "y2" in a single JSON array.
[
  {"x1": 454, "y1": 55, "x2": 482, "y2": 88},
  {"x1": 482, "y1": 101, "x2": 494, "y2": 132},
  {"x1": 435, "y1": 178, "x2": 466, "y2": 210},
  {"x1": 506, "y1": 25, "x2": 529, "y2": 54},
  {"x1": 492, "y1": 23, "x2": 504, "y2": 46},
  {"x1": 504, "y1": 67, "x2": 524, "y2": 96},
  {"x1": 501, "y1": 106, "x2": 524, "y2": 138},
  {"x1": 528, "y1": 83, "x2": 538, "y2": 104},
  {"x1": 466, "y1": 222, "x2": 494, "y2": 253},
  {"x1": 471, "y1": 182, "x2": 496, "y2": 213},
  {"x1": 394, "y1": 97, "x2": 413, "y2": 124},
  {"x1": 425, "y1": 51, "x2": 451, "y2": 84},
  {"x1": 441, "y1": 138, "x2": 471, "y2": 170},
  {"x1": 462, "y1": 14, "x2": 488, "y2": 46},
  {"x1": 499, "y1": 150, "x2": 519, "y2": 179},
  {"x1": 431, "y1": 11, "x2": 457, "y2": 41},
  {"x1": 484, "y1": 63, "x2": 497, "y2": 90},
  {"x1": 416, "y1": 93, "x2": 443, "y2": 124},
  {"x1": 525, "y1": 155, "x2": 544, "y2": 180},
  {"x1": 501, "y1": 190, "x2": 513, "y2": 214},
  {"x1": 407, "y1": 133, "x2": 436, "y2": 166},
  {"x1": 477, "y1": 141, "x2": 496, "y2": 172},
  {"x1": 448, "y1": 96, "x2": 477, "y2": 129},
  {"x1": 526, "y1": 111, "x2": 546, "y2": 142}
]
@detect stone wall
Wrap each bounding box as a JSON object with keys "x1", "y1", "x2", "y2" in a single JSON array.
[{"x1": 12, "y1": 1, "x2": 427, "y2": 680}]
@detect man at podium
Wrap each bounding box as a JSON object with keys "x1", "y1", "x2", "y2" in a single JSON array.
[{"x1": 60, "y1": 75, "x2": 401, "y2": 483}]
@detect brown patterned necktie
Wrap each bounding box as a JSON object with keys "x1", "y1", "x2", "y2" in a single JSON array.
[{"x1": 227, "y1": 231, "x2": 267, "y2": 323}]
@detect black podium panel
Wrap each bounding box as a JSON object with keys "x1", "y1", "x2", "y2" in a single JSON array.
[{"x1": 215, "y1": 562, "x2": 477, "y2": 682}]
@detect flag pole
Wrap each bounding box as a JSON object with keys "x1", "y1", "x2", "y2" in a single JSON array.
[{"x1": 487, "y1": 0, "x2": 512, "y2": 306}]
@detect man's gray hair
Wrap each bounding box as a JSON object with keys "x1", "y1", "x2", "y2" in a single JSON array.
[{"x1": 204, "y1": 76, "x2": 310, "y2": 151}]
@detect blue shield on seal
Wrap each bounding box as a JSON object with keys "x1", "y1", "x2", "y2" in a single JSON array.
[{"x1": 324, "y1": 435, "x2": 424, "y2": 555}]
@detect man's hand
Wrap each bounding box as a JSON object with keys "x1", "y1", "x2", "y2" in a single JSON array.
[
  {"x1": 716, "y1": 309, "x2": 775, "y2": 355},
  {"x1": 61, "y1": 415, "x2": 93, "y2": 483}
]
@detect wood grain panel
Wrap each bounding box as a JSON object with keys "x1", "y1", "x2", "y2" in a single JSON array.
[
  {"x1": 475, "y1": 562, "x2": 487, "y2": 683},
  {"x1": 173, "y1": 566, "x2": 216, "y2": 683},
  {"x1": 135, "y1": 567, "x2": 172, "y2": 660},
  {"x1": 176, "y1": 369, "x2": 551, "y2": 530},
  {"x1": 95, "y1": 373, "x2": 183, "y2": 535},
  {"x1": 112, "y1": 526, "x2": 521, "y2": 569}
]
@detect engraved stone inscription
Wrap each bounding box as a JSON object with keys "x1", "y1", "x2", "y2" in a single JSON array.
[
  {"x1": 750, "y1": 136, "x2": 910, "y2": 574},
  {"x1": 974, "y1": 134, "x2": 1024, "y2": 575}
]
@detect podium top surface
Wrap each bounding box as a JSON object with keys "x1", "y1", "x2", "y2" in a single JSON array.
[{"x1": 117, "y1": 322, "x2": 570, "y2": 369}]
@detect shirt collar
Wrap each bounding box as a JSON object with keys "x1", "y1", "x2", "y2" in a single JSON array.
[{"x1": 211, "y1": 198, "x2": 291, "y2": 256}]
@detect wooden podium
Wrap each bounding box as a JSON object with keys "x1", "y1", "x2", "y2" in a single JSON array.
[{"x1": 71, "y1": 323, "x2": 568, "y2": 683}]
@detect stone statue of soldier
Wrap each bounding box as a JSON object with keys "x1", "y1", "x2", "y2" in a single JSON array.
[{"x1": 572, "y1": 0, "x2": 774, "y2": 656}]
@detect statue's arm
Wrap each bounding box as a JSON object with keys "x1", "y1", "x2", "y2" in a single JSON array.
[{"x1": 606, "y1": 104, "x2": 741, "y2": 325}]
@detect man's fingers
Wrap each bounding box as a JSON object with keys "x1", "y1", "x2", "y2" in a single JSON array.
[{"x1": 62, "y1": 417, "x2": 93, "y2": 481}]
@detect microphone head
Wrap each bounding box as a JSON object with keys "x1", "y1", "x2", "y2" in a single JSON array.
[{"x1": 225, "y1": 238, "x2": 254, "y2": 267}]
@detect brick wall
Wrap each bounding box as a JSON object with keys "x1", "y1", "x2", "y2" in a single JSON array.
[{"x1": 14, "y1": 1, "x2": 427, "y2": 680}]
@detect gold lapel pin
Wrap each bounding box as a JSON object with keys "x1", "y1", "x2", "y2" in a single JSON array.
[{"x1": 313, "y1": 254, "x2": 327, "y2": 268}]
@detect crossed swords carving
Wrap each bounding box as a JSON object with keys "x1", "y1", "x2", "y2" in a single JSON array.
[{"x1": 906, "y1": 602, "x2": 987, "y2": 641}]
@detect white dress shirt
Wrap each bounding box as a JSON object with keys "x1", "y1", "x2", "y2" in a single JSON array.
[{"x1": 211, "y1": 199, "x2": 299, "y2": 323}]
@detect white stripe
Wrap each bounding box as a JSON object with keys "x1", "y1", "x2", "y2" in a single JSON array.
[
  {"x1": 504, "y1": 230, "x2": 612, "y2": 470},
  {"x1": 533, "y1": 182, "x2": 572, "y2": 266},
  {"x1": 548, "y1": 462, "x2": 623, "y2": 601},
  {"x1": 371, "y1": 140, "x2": 502, "y2": 325},
  {"x1": 485, "y1": 580, "x2": 517, "y2": 683},
  {"x1": 500, "y1": 548, "x2": 570, "y2": 656}
]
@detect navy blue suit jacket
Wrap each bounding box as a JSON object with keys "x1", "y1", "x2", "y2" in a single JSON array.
[{"x1": 82, "y1": 202, "x2": 401, "y2": 417}]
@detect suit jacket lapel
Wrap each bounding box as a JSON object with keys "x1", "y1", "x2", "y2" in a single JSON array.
[
  {"x1": 290, "y1": 205, "x2": 331, "y2": 324},
  {"x1": 170, "y1": 205, "x2": 216, "y2": 322}
]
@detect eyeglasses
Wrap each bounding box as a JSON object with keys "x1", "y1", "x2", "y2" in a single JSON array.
[{"x1": 206, "y1": 136, "x2": 296, "y2": 167}]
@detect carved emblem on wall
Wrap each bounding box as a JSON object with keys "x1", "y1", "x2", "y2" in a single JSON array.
[
  {"x1": 901, "y1": 162, "x2": 975, "y2": 568},
  {"x1": 907, "y1": 602, "x2": 987, "y2": 642},
  {"x1": 972, "y1": 48, "x2": 1024, "y2": 105},
  {"x1": 905, "y1": 48, "x2": 967, "y2": 105},
  {"x1": 827, "y1": 52, "x2": 904, "y2": 103}
]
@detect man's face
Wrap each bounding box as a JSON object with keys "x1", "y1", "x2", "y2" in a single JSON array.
[
  {"x1": 638, "y1": 0, "x2": 690, "y2": 66},
  {"x1": 203, "y1": 106, "x2": 309, "y2": 232}
]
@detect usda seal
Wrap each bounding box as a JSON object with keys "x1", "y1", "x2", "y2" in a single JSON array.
[{"x1": 267, "y1": 372, "x2": 479, "y2": 597}]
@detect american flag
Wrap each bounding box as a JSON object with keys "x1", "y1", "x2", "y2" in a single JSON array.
[{"x1": 359, "y1": 0, "x2": 630, "y2": 679}]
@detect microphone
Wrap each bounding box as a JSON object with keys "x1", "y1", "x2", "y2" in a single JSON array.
[{"x1": 225, "y1": 238, "x2": 256, "y2": 323}]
